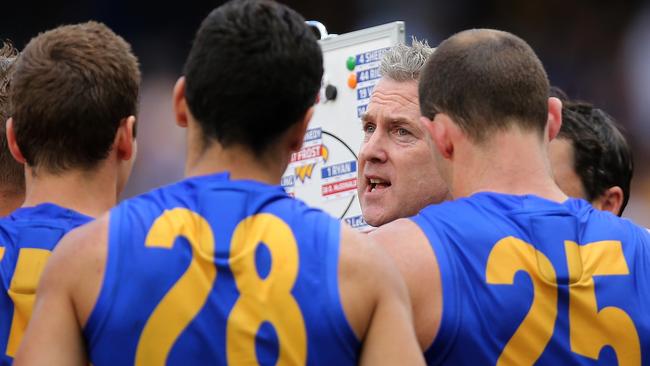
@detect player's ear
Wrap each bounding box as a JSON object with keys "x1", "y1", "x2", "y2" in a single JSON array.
[
  {"x1": 288, "y1": 106, "x2": 313, "y2": 152},
  {"x1": 593, "y1": 186, "x2": 624, "y2": 216},
  {"x1": 115, "y1": 116, "x2": 136, "y2": 162},
  {"x1": 422, "y1": 115, "x2": 453, "y2": 160},
  {"x1": 547, "y1": 97, "x2": 563, "y2": 142},
  {"x1": 6, "y1": 118, "x2": 26, "y2": 164},
  {"x1": 173, "y1": 76, "x2": 189, "y2": 128}
]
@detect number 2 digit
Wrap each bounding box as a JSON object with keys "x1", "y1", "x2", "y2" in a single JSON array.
[
  {"x1": 135, "y1": 208, "x2": 217, "y2": 366},
  {"x1": 486, "y1": 237, "x2": 557, "y2": 365}
]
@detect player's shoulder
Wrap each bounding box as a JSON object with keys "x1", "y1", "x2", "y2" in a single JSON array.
[
  {"x1": 40, "y1": 213, "x2": 108, "y2": 295},
  {"x1": 339, "y1": 224, "x2": 402, "y2": 284},
  {"x1": 54, "y1": 213, "x2": 109, "y2": 260},
  {"x1": 370, "y1": 218, "x2": 436, "y2": 271},
  {"x1": 338, "y1": 223, "x2": 411, "y2": 336}
]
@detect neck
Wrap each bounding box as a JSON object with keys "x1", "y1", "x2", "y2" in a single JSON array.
[
  {"x1": 23, "y1": 164, "x2": 118, "y2": 218},
  {"x1": 185, "y1": 139, "x2": 288, "y2": 185},
  {"x1": 451, "y1": 129, "x2": 567, "y2": 202},
  {"x1": 0, "y1": 188, "x2": 25, "y2": 216}
]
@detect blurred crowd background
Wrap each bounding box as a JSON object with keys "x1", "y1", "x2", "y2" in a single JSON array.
[{"x1": 2, "y1": 0, "x2": 649, "y2": 226}]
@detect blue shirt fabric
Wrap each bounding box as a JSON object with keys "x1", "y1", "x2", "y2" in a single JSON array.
[
  {"x1": 0, "y1": 203, "x2": 92, "y2": 365},
  {"x1": 414, "y1": 193, "x2": 650, "y2": 365},
  {"x1": 84, "y1": 172, "x2": 360, "y2": 365}
]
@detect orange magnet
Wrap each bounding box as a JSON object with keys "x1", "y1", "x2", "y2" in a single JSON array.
[{"x1": 347, "y1": 73, "x2": 357, "y2": 89}]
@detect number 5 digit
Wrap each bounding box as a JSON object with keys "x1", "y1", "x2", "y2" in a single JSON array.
[{"x1": 565, "y1": 241, "x2": 640, "y2": 365}]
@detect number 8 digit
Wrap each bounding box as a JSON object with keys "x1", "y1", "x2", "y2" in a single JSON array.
[{"x1": 227, "y1": 213, "x2": 307, "y2": 365}]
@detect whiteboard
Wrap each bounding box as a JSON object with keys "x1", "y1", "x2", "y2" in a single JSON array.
[{"x1": 282, "y1": 22, "x2": 406, "y2": 231}]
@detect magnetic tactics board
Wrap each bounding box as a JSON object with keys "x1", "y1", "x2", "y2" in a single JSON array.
[{"x1": 281, "y1": 22, "x2": 406, "y2": 231}]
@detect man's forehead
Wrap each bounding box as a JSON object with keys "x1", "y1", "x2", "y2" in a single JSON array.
[
  {"x1": 369, "y1": 78, "x2": 419, "y2": 106},
  {"x1": 364, "y1": 79, "x2": 420, "y2": 122}
]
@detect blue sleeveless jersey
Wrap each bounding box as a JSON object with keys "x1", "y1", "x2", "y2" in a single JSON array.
[
  {"x1": 0, "y1": 204, "x2": 92, "y2": 365},
  {"x1": 414, "y1": 193, "x2": 650, "y2": 365},
  {"x1": 84, "y1": 172, "x2": 360, "y2": 365}
]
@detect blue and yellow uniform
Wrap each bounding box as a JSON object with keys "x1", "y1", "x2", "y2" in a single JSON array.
[
  {"x1": 84, "y1": 172, "x2": 360, "y2": 365},
  {"x1": 414, "y1": 193, "x2": 650, "y2": 365},
  {"x1": 0, "y1": 203, "x2": 92, "y2": 365}
]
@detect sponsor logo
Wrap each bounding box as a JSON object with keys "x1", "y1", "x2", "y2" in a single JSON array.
[
  {"x1": 292, "y1": 145, "x2": 329, "y2": 183},
  {"x1": 295, "y1": 164, "x2": 315, "y2": 183}
]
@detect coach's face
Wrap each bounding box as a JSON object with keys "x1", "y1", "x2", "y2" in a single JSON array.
[{"x1": 357, "y1": 78, "x2": 449, "y2": 227}]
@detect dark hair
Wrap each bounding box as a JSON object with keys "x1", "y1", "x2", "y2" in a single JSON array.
[
  {"x1": 419, "y1": 29, "x2": 549, "y2": 142},
  {"x1": 10, "y1": 21, "x2": 140, "y2": 174},
  {"x1": 183, "y1": 0, "x2": 323, "y2": 154},
  {"x1": 552, "y1": 90, "x2": 633, "y2": 215},
  {"x1": 0, "y1": 41, "x2": 24, "y2": 192}
]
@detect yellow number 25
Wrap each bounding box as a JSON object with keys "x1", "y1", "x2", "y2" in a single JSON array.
[{"x1": 486, "y1": 237, "x2": 641, "y2": 366}]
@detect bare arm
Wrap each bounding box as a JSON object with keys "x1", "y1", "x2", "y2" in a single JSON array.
[
  {"x1": 14, "y1": 216, "x2": 109, "y2": 365},
  {"x1": 339, "y1": 225, "x2": 425, "y2": 365},
  {"x1": 370, "y1": 218, "x2": 442, "y2": 351}
]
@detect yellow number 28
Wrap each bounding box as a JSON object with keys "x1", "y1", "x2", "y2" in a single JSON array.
[
  {"x1": 486, "y1": 237, "x2": 640, "y2": 366},
  {"x1": 136, "y1": 209, "x2": 307, "y2": 365}
]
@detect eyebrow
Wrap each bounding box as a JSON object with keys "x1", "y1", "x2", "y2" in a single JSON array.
[
  {"x1": 360, "y1": 113, "x2": 415, "y2": 125},
  {"x1": 386, "y1": 117, "x2": 415, "y2": 125}
]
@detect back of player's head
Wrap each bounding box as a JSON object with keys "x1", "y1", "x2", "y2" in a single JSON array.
[
  {"x1": 419, "y1": 29, "x2": 549, "y2": 142},
  {"x1": 11, "y1": 21, "x2": 140, "y2": 174},
  {"x1": 0, "y1": 41, "x2": 24, "y2": 192},
  {"x1": 183, "y1": 0, "x2": 323, "y2": 154},
  {"x1": 380, "y1": 38, "x2": 434, "y2": 82},
  {"x1": 557, "y1": 98, "x2": 634, "y2": 215}
]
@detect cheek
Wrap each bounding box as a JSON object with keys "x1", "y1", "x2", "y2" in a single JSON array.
[{"x1": 403, "y1": 146, "x2": 438, "y2": 176}]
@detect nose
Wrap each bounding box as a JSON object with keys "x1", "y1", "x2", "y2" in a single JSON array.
[{"x1": 359, "y1": 128, "x2": 388, "y2": 164}]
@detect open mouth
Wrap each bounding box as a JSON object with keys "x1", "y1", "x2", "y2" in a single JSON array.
[{"x1": 368, "y1": 178, "x2": 391, "y2": 192}]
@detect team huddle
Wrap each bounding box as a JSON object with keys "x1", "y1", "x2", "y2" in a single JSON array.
[{"x1": 0, "y1": 0, "x2": 648, "y2": 365}]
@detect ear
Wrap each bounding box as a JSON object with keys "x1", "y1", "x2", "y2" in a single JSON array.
[
  {"x1": 546, "y1": 97, "x2": 563, "y2": 142},
  {"x1": 6, "y1": 118, "x2": 26, "y2": 164},
  {"x1": 288, "y1": 106, "x2": 314, "y2": 152},
  {"x1": 173, "y1": 76, "x2": 189, "y2": 128},
  {"x1": 592, "y1": 186, "x2": 624, "y2": 216},
  {"x1": 115, "y1": 116, "x2": 136, "y2": 161},
  {"x1": 421, "y1": 115, "x2": 453, "y2": 159}
]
